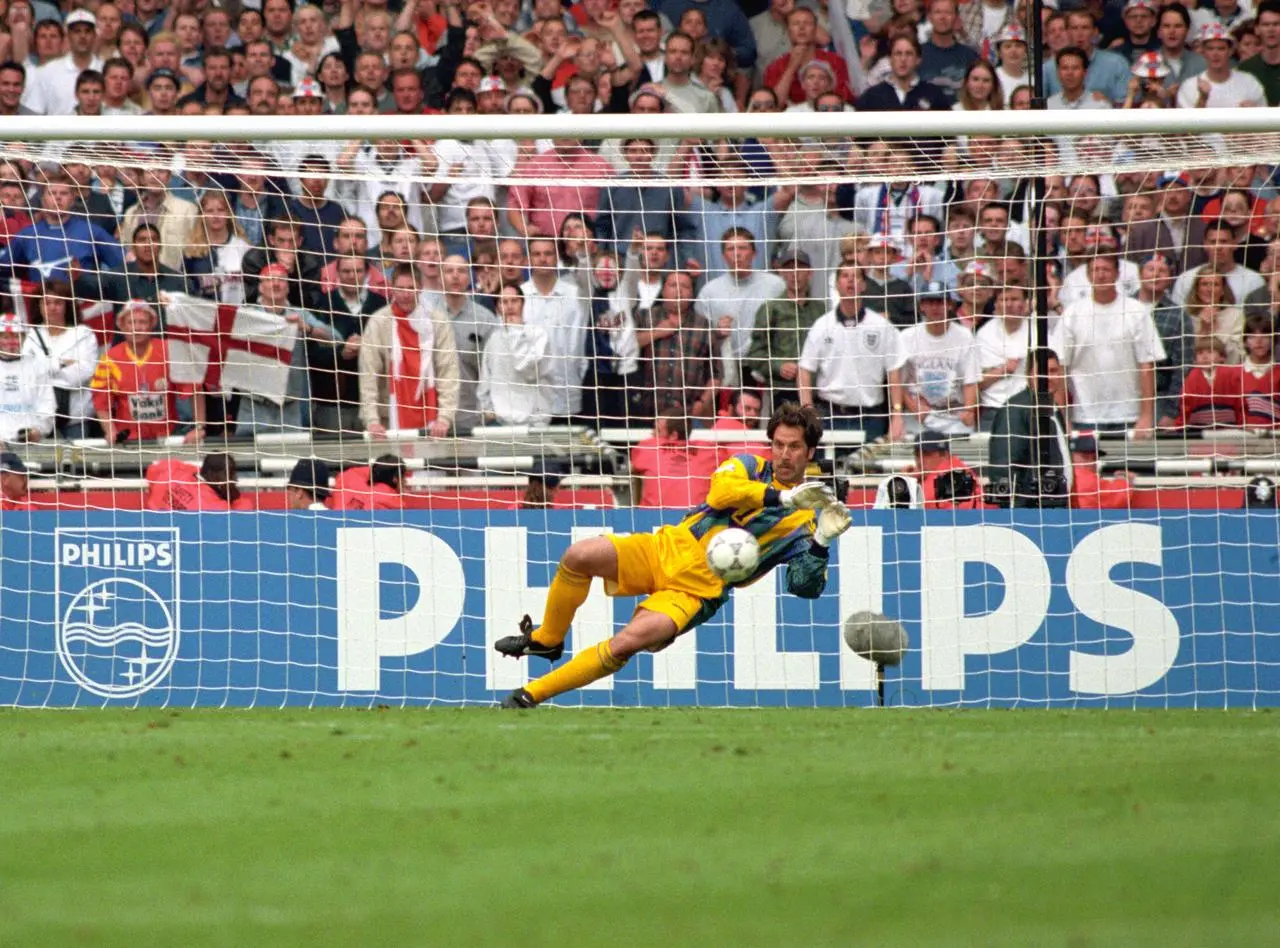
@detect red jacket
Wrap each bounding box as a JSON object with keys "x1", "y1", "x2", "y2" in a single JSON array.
[
  {"x1": 1071, "y1": 465, "x2": 1134, "y2": 509},
  {"x1": 1171, "y1": 367, "x2": 1238, "y2": 429},
  {"x1": 144, "y1": 459, "x2": 234, "y2": 511},
  {"x1": 630, "y1": 437, "x2": 710, "y2": 509},
  {"x1": 1215, "y1": 362, "x2": 1280, "y2": 429},
  {"x1": 329, "y1": 466, "x2": 402, "y2": 510}
]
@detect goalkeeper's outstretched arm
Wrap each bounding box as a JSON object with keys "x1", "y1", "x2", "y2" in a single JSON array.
[
  {"x1": 705, "y1": 455, "x2": 837, "y2": 512},
  {"x1": 785, "y1": 501, "x2": 853, "y2": 599}
]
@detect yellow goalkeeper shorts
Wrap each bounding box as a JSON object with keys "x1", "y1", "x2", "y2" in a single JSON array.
[{"x1": 606, "y1": 527, "x2": 725, "y2": 636}]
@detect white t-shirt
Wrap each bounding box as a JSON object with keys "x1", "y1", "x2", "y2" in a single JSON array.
[
  {"x1": 976, "y1": 316, "x2": 1030, "y2": 409},
  {"x1": 1058, "y1": 258, "x2": 1141, "y2": 307},
  {"x1": 432, "y1": 139, "x2": 515, "y2": 233},
  {"x1": 1175, "y1": 69, "x2": 1266, "y2": 108},
  {"x1": 0, "y1": 351, "x2": 57, "y2": 441},
  {"x1": 852, "y1": 183, "x2": 947, "y2": 237},
  {"x1": 519, "y1": 277, "x2": 588, "y2": 416},
  {"x1": 898, "y1": 321, "x2": 981, "y2": 430},
  {"x1": 798, "y1": 307, "x2": 905, "y2": 407},
  {"x1": 696, "y1": 270, "x2": 786, "y2": 386},
  {"x1": 1054, "y1": 294, "x2": 1166, "y2": 424}
]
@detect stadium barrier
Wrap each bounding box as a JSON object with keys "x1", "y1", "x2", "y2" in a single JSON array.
[{"x1": 8, "y1": 509, "x2": 1277, "y2": 709}]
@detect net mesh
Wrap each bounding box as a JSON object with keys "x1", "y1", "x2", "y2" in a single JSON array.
[{"x1": 0, "y1": 125, "x2": 1277, "y2": 709}]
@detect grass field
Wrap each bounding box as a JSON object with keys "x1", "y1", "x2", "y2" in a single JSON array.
[{"x1": 1, "y1": 709, "x2": 1277, "y2": 948}]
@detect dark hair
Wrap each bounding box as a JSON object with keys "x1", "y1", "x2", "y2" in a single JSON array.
[
  {"x1": 728, "y1": 387, "x2": 763, "y2": 411},
  {"x1": 891, "y1": 33, "x2": 923, "y2": 56},
  {"x1": 721, "y1": 225, "x2": 755, "y2": 247},
  {"x1": 1160, "y1": 2, "x2": 1192, "y2": 29},
  {"x1": 102, "y1": 56, "x2": 133, "y2": 78},
  {"x1": 767, "y1": 401, "x2": 823, "y2": 449},
  {"x1": 200, "y1": 453, "x2": 240, "y2": 503},
  {"x1": 633, "y1": 10, "x2": 662, "y2": 28},
  {"x1": 1244, "y1": 312, "x2": 1275, "y2": 337},
  {"x1": 0, "y1": 60, "x2": 26, "y2": 81},
  {"x1": 665, "y1": 29, "x2": 696, "y2": 50},
  {"x1": 445, "y1": 86, "x2": 477, "y2": 110},
  {"x1": 391, "y1": 261, "x2": 418, "y2": 284},
  {"x1": 1205, "y1": 217, "x2": 1237, "y2": 239},
  {"x1": 1056, "y1": 46, "x2": 1089, "y2": 69},
  {"x1": 660, "y1": 413, "x2": 689, "y2": 441},
  {"x1": 75, "y1": 69, "x2": 104, "y2": 92},
  {"x1": 371, "y1": 454, "x2": 406, "y2": 490},
  {"x1": 456, "y1": 55, "x2": 485, "y2": 75},
  {"x1": 203, "y1": 46, "x2": 232, "y2": 66},
  {"x1": 131, "y1": 222, "x2": 161, "y2": 242}
]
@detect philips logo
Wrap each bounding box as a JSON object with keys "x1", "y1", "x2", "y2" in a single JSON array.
[{"x1": 60, "y1": 541, "x2": 174, "y2": 569}]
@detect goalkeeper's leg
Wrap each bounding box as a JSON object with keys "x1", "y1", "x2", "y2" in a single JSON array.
[
  {"x1": 510, "y1": 608, "x2": 679, "y2": 706},
  {"x1": 494, "y1": 536, "x2": 618, "y2": 661}
]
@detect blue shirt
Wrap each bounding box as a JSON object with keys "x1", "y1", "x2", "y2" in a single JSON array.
[
  {"x1": 0, "y1": 216, "x2": 123, "y2": 285},
  {"x1": 1042, "y1": 48, "x2": 1131, "y2": 103},
  {"x1": 688, "y1": 193, "x2": 777, "y2": 276},
  {"x1": 658, "y1": 0, "x2": 757, "y2": 68}
]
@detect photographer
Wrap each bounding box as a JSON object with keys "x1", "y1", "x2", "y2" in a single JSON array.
[{"x1": 985, "y1": 347, "x2": 1071, "y2": 508}]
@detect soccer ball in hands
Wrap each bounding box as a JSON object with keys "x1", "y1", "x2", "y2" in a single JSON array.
[{"x1": 705, "y1": 528, "x2": 760, "y2": 583}]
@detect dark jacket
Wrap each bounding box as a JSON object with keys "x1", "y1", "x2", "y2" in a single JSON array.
[{"x1": 308, "y1": 288, "x2": 387, "y2": 404}]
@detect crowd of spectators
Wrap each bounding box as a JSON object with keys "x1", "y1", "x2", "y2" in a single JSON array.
[{"x1": 0, "y1": 0, "x2": 1278, "y2": 487}]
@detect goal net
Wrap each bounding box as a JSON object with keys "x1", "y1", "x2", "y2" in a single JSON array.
[{"x1": 0, "y1": 111, "x2": 1277, "y2": 709}]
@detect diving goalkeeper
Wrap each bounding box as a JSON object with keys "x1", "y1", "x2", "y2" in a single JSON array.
[{"x1": 494, "y1": 402, "x2": 853, "y2": 708}]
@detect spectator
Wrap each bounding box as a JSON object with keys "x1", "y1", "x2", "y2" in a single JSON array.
[
  {"x1": 0, "y1": 311, "x2": 55, "y2": 444},
  {"x1": 764, "y1": 8, "x2": 852, "y2": 106},
  {"x1": 0, "y1": 173, "x2": 122, "y2": 286},
  {"x1": 120, "y1": 167, "x2": 198, "y2": 273},
  {"x1": 1043, "y1": 10, "x2": 1130, "y2": 103},
  {"x1": 1047, "y1": 47, "x2": 1113, "y2": 129},
  {"x1": 992, "y1": 25, "x2": 1030, "y2": 100},
  {"x1": 899, "y1": 280, "x2": 980, "y2": 434},
  {"x1": 286, "y1": 458, "x2": 332, "y2": 510},
  {"x1": 918, "y1": 0, "x2": 978, "y2": 102},
  {"x1": 506, "y1": 138, "x2": 615, "y2": 238},
  {"x1": 910, "y1": 432, "x2": 980, "y2": 508},
  {"x1": 660, "y1": 0, "x2": 756, "y2": 71},
  {"x1": 621, "y1": 231, "x2": 675, "y2": 315},
  {"x1": 1055, "y1": 254, "x2": 1165, "y2": 437},
  {"x1": 1183, "y1": 269, "x2": 1245, "y2": 364},
  {"x1": 25, "y1": 281, "x2": 100, "y2": 440},
  {"x1": 1124, "y1": 172, "x2": 1208, "y2": 272},
  {"x1": 145, "y1": 454, "x2": 242, "y2": 512},
  {"x1": 436, "y1": 253, "x2": 499, "y2": 434},
  {"x1": 72, "y1": 69, "x2": 105, "y2": 116},
  {"x1": 1110, "y1": 0, "x2": 1161, "y2": 64},
  {"x1": 574, "y1": 251, "x2": 640, "y2": 426},
  {"x1": 630, "y1": 413, "x2": 710, "y2": 507},
  {"x1": 797, "y1": 262, "x2": 906, "y2": 441},
  {"x1": 857, "y1": 35, "x2": 951, "y2": 111},
  {"x1": 275, "y1": 155, "x2": 348, "y2": 258},
  {"x1": 1217, "y1": 313, "x2": 1280, "y2": 427},
  {"x1": 652, "y1": 31, "x2": 721, "y2": 113},
  {"x1": 1170, "y1": 218, "x2": 1265, "y2": 308},
  {"x1": 853, "y1": 157, "x2": 948, "y2": 238},
  {"x1": 1156, "y1": 4, "x2": 1206, "y2": 92},
  {"x1": 311, "y1": 254, "x2": 385, "y2": 436},
  {"x1": 0, "y1": 449, "x2": 29, "y2": 506},
  {"x1": 428, "y1": 90, "x2": 515, "y2": 250},
  {"x1": 695, "y1": 227, "x2": 786, "y2": 388},
  {"x1": 145, "y1": 68, "x2": 182, "y2": 116},
  {"x1": 688, "y1": 173, "x2": 778, "y2": 278},
  {"x1": 76, "y1": 222, "x2": 189, "y2": 312},
  {"x1": 634, "y1": 269, "x2": 720, "y2": 421},
  {"x1": 478, "y1": 284, "x2": 553, "y2": 425},
  {"x1": 358, "y1": 263, "x2": 460, "y2": 438},
  {"x1": 90, "y1": 300, "x2": 205, "y2": 444},
  {"x1": 595, "y1": 138, "x2": 697, "y2": 260},
  {"x1": 1240, "y1": 0, "x2": 1280, "y2": 105},
  {"x1": 242, "y1": 219, "x2": 324, "y2": 311},
  {"x1": 24, "y1": 9, "x2": 103, "y2": 115},
  {"x1": 1177, "y1": 23, "x2": 1266, "y2": 107},
  {"x1": 1068, "y1": 434, "x2": 1135, "y2": 509},
  {"x1": 181, "y1": 46, "x2": 243, "y2": 110},
  {"x1": 184, "y1": 190, "x2": 251, "y2": 305},
  {"x1": 1135, "y1": 253, "x2": 1194, "y2": 420},
  {"x1": 1161, "y1": 338, "x2": 1236, "y2": 428},
  {"x1": 746, "y1": 249, "x2": 826, "y2": 406},
  {"x1": 861, "y1": 235, "x2": 918, "y2": 327},
  {"x1": 985, "y1": 348, "x2": 1072, "y2": 508},
  {"x1": 976, "y1": 284, "x2": 1032, "y2": 423},
  {"x1": 775, "y1": 172, "x2": 859, "y2": 277},
  {"x1": 329, "y1": 454, "x2": 406, "y2": 511},
  {"x1": 520, "y1": 235, "x2": 589, "y2": 421},
  {"x1": 0, "y1": 62, "x2": 37, "y2": 117},
  {"x1": 695, "y1": 386, "x2": 767, "y2": 473}
]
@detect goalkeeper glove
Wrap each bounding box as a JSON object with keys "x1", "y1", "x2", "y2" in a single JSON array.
[
  {"x1": 813, "y1": 502, "x2": 852, "y2": 547},
  {"x1": 780, "y1": 481, "x2": 836, "y2": 510}
]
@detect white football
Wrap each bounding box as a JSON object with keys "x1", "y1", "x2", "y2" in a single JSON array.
[{"x1": 705, "y1": 527, "x2": 760, "y2": 583}]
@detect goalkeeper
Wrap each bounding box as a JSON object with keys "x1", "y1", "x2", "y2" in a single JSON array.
[{"x1": 495, "y1": 402, "x2": 853, "y2": 708}]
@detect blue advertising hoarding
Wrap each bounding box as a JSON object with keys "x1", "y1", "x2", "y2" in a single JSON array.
[{"x1": 1, "y1": 510, "x2": 1277, "y2": 708}]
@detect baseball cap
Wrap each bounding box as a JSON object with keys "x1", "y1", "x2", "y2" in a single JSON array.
[
  {"x1": 993, "y1": 24, "x2": 1026, "y2": 45},
  {"x1": 772, "y1": 248, "x2": 812, "y2": 268},
  {"x1": 920, "y1": 280, "x2": 949, "y2": 300},
  {"x1": 0, "y1": 312, "x2": 25, "y2": 334},
  {"x1": 0, "y1": 451, "x2": 28, "y2": 475},
  {"x1": 1131, "y1": 51, "x2": 1171, "y2": 79},
  {"x1": 259, "y1": 263, "x2": 290, "y2": 281},
  {"x1": 146, "y1": 67, "x2": 179, "y2": 89},
  {"x1": 1197, "y1": 22, "x2": 1235, "y2": 45},
  {"x1": 1123, "y1": 0, "x2": 1157, "y2": 13},
  {"x1": 478, "y1": 76, "x2": 506, "y2": 94},
  {"x1": 293, "y1": 76, "x2": 323, "y2": 99},
  {"x1": 65, "y1": 8, "x2": 96, "y2": 27},
  {"x1": 915, "y1": 430, "x2": 950, "y2": 454},
  {"x1": 1069, "y1": 433, "x2": 1100, "y2": 455},
  {"x1": 288, "y1": 458, "x2": 332, "y2": 501},
  {"x1": 1157, "y1": 170, "x2": 1192, "y2": 188}
]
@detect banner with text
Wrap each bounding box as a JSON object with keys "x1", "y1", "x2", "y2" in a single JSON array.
[{"x1": 2, "y1": 511, "x2": 1277, "y2": 708}]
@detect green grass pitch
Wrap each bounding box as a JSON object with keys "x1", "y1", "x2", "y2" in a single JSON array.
[{"x1": 1, "y1": 709, "x2": 1277, "y2": 947}]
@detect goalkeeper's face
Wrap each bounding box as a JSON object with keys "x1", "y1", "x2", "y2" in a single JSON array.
[{"x1": 771, "y1": 424, "x2": 814, "y2": 485}]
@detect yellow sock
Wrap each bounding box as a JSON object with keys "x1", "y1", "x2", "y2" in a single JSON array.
[
  {"x1": 525, "y1": 641, "x2": 627, "y2": 704},
  {"x1": 532, "y1": 565, "x2": 592, "y2": 648}
]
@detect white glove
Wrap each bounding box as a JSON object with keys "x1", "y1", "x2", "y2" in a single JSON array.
[
  {"x1": 780, "y1": 481, "x2": 836, "y2": 510},
  {"x1": 814, "y1": 502, "x2": 852, "y2": 547}
]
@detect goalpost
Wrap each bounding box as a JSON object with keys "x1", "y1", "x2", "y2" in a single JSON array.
[{"x1": 0, "y1": 109, "x2": 1278, "y2": 709}]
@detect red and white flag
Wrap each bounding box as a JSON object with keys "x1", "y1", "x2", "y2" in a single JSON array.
[
  {"x1": 163, "y1": 293, "x2": 299, "y2": 406},
  {"x1": 10, "y1": 278, "x2": 115, "y2": 344}
]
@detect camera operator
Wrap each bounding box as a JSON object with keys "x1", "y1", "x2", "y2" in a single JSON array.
[{"x1": 985, "y1": 346, "x2": 1071, "y2": 508}]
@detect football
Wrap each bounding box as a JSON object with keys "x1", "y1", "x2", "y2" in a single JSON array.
[
  {"x1": 843, "y1": 611, "x2": 909, "y2": 666},
  {"x1": 705, "y1": 528, "x2": 760, "y2": 583}
]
